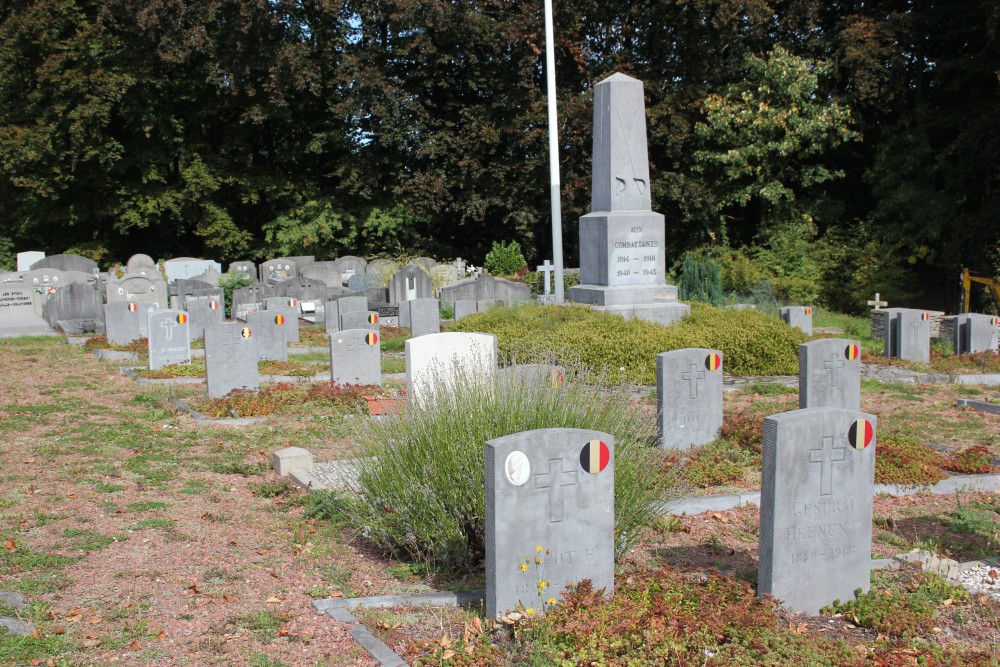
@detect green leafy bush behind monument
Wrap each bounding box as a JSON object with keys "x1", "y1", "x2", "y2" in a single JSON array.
[
  {"x1": 314, "y1": 368, "x2": 679, "y2": 572},
  {"x1": 483, "y1": 240, "x2": 527, "y2": 277},
  {"x1": 450, "y1": 303, "x2": 805, "y2": 383}
]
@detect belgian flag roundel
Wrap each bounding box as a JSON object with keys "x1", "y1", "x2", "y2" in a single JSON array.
[
  {"x1": 365, "y1": 332, "x2": 379, "y2": 346},
  {"x1": 241, "y1": 327, "x2": 252, "y2": 339},
  {"x1": 580, "y1": 439, "x2": 610, "y2": 474},
  {"x1": 805, "y1": 307, "x2": 812, "y2": 316},
  {"x1": 845, "y1": 343, "x2": 860, "y2": 361},
  {"x1": 210, "y1": 301, "x2": 219, "y2": 310},
  {"x1": 274, "y1": 314, "x2": 285, "y2": 326},
  {"x1": 289, "y1": 298, "x2": 298, "y2": 308},
  {"x1": 992, "y1": 317, "x2": 1000, "y2": 327},
  {"x1": 368, "y1": 313, "x2": 379, "y2": 325},
  {"x1": 848, "y1": 419, "x2": 874, "y2": 450},
  {"x1": 704, "y1": 353, "x2": 722, "y2": 372},
  {"x1": 176, "y1": 313, "x2": 188, "y2": 325},
  {"x1": 127, "y1": 303, "x2": 138, "y2": 313},
  {"x1": 921, "y1": 312, "x2": 930, "y2": 321}
]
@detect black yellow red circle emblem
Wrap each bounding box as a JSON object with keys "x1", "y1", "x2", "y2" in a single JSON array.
[
  {"x1": 368, "y1": 313, "x2": 379, "y2": 324},
  {"x1": 805, "y1": 307, "x2": 812, "y2": 316},
  {"x1": 845, "y1": 343, "x2": 860, "y2": 361},
  {"x1": 921, "y1": 312, "x2": 930, "y2": 321},
  {"x1": 848, "y1": 419, "x2": 874, "y2": 450},
  {"x1": 241, "y1": 327, "x2": 252, "y2": 339},
  {"x1": 128, "y1": 303, "x2": 138, "y2": 312},
  {"x1": 580, "y1": 440, "x2": 610, "y2": 474},
  {"x1": 176, "y1": 313, "x2": 188, "y2": 325},
  {"x1": 704, "y1": 353, "x2": 722, "y2": 372},
  {"x1": 365, "y1": 332, "x2": 379, "y2": 346},
  {"x1": 274, "y1": 314, "x2": 285, "y2": 326},
  {"x1": 210, "y1": 301, "x2": 219, "y2": 310}
]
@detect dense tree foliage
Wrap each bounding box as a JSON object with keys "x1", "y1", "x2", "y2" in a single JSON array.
[{"x1": 1, "y1": 0, "x2": 997, "y2": 310}]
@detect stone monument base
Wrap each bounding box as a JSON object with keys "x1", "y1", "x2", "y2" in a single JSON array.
[{"x1": 568, "y1": 284, "x2": 689, "y2": 325}]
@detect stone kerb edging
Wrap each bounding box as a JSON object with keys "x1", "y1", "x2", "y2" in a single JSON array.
[
  {"x1": 118, "y1": 366, "x2": 330, "y2": 386},
  {"x1": 956, "y1": 398, "x2": 1000, "y2": 415},
  {"x1": 169, "y1": 398, "x2": 268, "y2": 426}
]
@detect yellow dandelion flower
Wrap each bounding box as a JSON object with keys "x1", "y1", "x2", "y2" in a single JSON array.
[
  {"x1": 526, "y1": 608, "x2": 535, "y2": 616},
  {"x1": 519, "y1": 563, "x2": 528, "y2": 572},
  {"x1": 535, "y1": 545, "x2": 543, "y2": 552},
  {"x1": 547, "y1": 597, "x2": 556, "y2": 605},
  {"x1": 534, "y1": 556, "x2": 542, "y2": 564},
  {"x1": 538, "y1": 580, "x2": 548, "y2": 589}
]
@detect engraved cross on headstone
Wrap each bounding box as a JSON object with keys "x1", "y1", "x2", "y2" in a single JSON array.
[
  {"x1": 824, "y1": 354, "x2": 845, "y2": 387},
  {"x1": 533, "y1": 458, "x2": 579, "y2": 523},
  {"x1": 160, "y1": 318, "x2": 177, "y2": 341},
  {"x1": 810, "y1": 436, "x2": 846, "y2": 496},
  {"x1": 681, "y1": 362, "x2": 706, "y2": 399}
]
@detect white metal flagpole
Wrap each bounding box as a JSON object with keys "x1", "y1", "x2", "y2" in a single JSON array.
[{"x1": 544, "y1": 0, "x2": 565, "y2": 304}]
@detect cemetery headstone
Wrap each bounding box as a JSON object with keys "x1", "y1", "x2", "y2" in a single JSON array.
[
  {"x1": 16, "y1": 251, "x2": 45, "y2": 271},
  {"x1": 231, "y1": 283, "x2": 275, "y2": 320},
  {"x1": 169, "y1": 279, "x2": 216, "y2": 310},
  {"x1": 228, "y1": 260, "x2": 257, "y2": 277},
  {"x1": 566, "y1": 73, "x2": 688, "y2": 325},
  {"x1": 366, "y1": 259, "x2": 399, "y2": 287},
  {"x1": 347, "y1": 273, "x2": 381, "y2": 293},
  {"x1": 955, "y1": 313, "x2": 1000, "y2": 354},
  {"x1": 263, "y1": 297, "x2": 301, "y2": 343},
  {"x1": 300, "y1": 262, "x2": 343, "y2": 289},
  {"x1": 30, "y1": 253, "x2": 98, "y2": 274},
  {"x1": 412, "y1": 257, "x2": 437, "y2": 271},
  {"x1": 454, "y1": 300, "x2": 477, "y2": 321},
  {"x1": 106, "y1": 273, "x2": 168, "y2": 309},
  {"x1": 0, "y1": 284, "x2": 51, "y2": 337},
  {"x1": 477, "y1": 299, "x2": 503, "y2": 312},
  {"x1": 439, "y1": 272, "x2": 530, "y2": 307},
  {"x1": 398, "y1": 300, "x2": 411, "y2": 328},
  {"x1": 758, "y1": 407, "x2": 877, "y2": 614},
  {"x1": 260, "y1": 258, "x2": 297, "y2": 283},
  {"x1": 885, "y1": 308, "x2": 931, "y2": 363},
  {"x1": 286, "y1": 255, "x2": 316, "y2": 271},
  {"x1": 388, "y1": 265, "x2": 433, "y2": 304},
  {"x1": 147, "y1": 310, "x2": 192, "y2": 370},
  {"x1": 485, "y1": 428, "x2": 615, "y2": 619},
  {"x1": 163, "y1": 258, "x2": 222, "y2": 282},
  {"x1": 204, "y1": 322, "x2": 260, "y2": 398},
  {"x1": 781, "y1": 306, "x2": 814, "y2": 336},
  {"x1": 185, "y1": 297, "x2": 225, "y2": 340},
  {"x1": 340, "y1": 310, "x2": 379, "y2": 332},
  {"x1": 274, "y1": 276, "x2": 329, "y2": 302},
  {"x1": 332, "y1": 256, "x2": 367, "y2": 282},
  {"x1": 104, "y1": 302, "x2": 151, "y2": 345},
  {"x1": 190, "y1": 267, "x2": 223, "y2": 287},
  {"x1": 42, "y1": 282, "x2": 103, "y2": 329},
  {"x1": 656, "y1": 348, "x2": 723, "y2": 449},
  {"x1": 329, "y1": 328, "x2": 381, "y2": 386},
  {"x1": 408, "y1": 298, "x2": 440, "y2": 337},
  {"x1": 799, "y1": 339, "x2": 862, "y2": 411},
  {"x1": 125, "y1": 254, "x2": 157, "y2": 272},
  {"x1": 405, "y1": 332, "x2": 497, "y2": 406},
  {"x1": 246, "y1": 310, "x2": 289, "y2": 362}
]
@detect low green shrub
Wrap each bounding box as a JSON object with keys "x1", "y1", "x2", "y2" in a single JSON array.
[
  {"x1": 874, "y1": 435, "x2": 947, "y2": 486},
  {"x1": 484, "y1": 240, "x2": 527, "y2": 277},
  {"x1": 450, "y1": 303, "x2": 804, "y2": 383},
  {"x1": 320, "y1": 366, "x2": 682, "y2": 572}
]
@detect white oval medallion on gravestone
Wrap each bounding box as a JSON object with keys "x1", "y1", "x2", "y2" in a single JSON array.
[{"x1": 504, "y1": 451, "x2": 530, "y2": 486}]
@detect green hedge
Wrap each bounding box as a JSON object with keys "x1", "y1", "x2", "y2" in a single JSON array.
[{"x1": 450, "y1": 303, "x2": 805, "y2": 382}]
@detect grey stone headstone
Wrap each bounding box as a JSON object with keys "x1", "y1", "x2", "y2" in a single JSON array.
[
  {"x1": 147, "y1": 310, "x2": 192, "y2": 370},
  {"x1": 274, "y1": 276, "x2": 329, "y2": 302},
  {"x1": 104, "y1": 302, "x2": 152, "y2": 345},
  {"x1": 0, "y1": 284, "x2": 51, "y2": 337},
  {"x1": 781, "y1": 306, "x2": 814, "y2": 336},
  {"x1": 366, "y1": 259, "x2": 399, "y2": 285},
  {"x1": 340, "y1": 310, "x2": 379, "y2": 332},
  {"x1": 337, "y1": 295, "x2": 368, "y2": 322},
  {"x1": 246, "y1": 310, "x2": 289, "y2": 362},
  {"x1": 260, "y1": 258, "x2": 297, "y2": 283},
  {"x1": 758, "y1": 407, "x2": 876, "y2": 614},
  {"x1": 184, "y1": 296, "x2": 225, "y2": 340},
  {"x1": 323, "y1": 300, "x2": 341, "y2": 334},
  {"x1": 565, "y1": 73, "x2": 688, "y2": 325},
  {"x1": 329, "y1": 328, "x2": 381, "y2": 386},
  {"x1": 42, "y1": 282, "x2": 103, "y2": 328},
  {"x1": 300, "y1": 262, "x2": 344, "y2": 289},
  {"x1": 485, "y1": 428, "x2": 615, "y2": 619},
  {"x1": 412, "y1": 256, "x2": 437, "y2": 270},
  {"x1": 332, "y1": 255, "x2": 367, "y2": 281},
  {"x1": 106, "y1": 273, "x2": 168, "y2": 309},
  {"x1": 405, "y1": 332, "x2": 497, "y2": 406},
  {"x1": 477, "y1": 299, "x2": 503, "y2": 312},
  {"x1": 190, "y1": 267, "x2": 223, "y2": 287},
  {"x1": 887, "y1": 308, "x2": 930, "y2": 363},
  {"x1": 439, "y1": 273, "x2": 531, "y2": 307},
  {"x1": 30, "y1": 253, "x2": 98, "y2": 274},
  {"x1": 231, "y1": 283, "x2": 275, "y2": 321},
  {"x1": 454, "y1": 299, "x2": 477, "y2": 321},
  {"x1": 363, "y1": 287, "x2": 388, "y2": 303},
  {"x1": 388, "y1": 265, "x2": 433, "y2": 304},
  {"x1": 204, "y1": 322, "x2": 260, "y2": 398},
  {"x1": 163, "y1": 258, "x2": 221, "y2": 282},
  {"x1": 262, "y1": 297, "x2": 300, "y2": 343},
  {"x1": 22, "y1": 268, "x2": 93, "y2": 315},
  {"x1": 955, "y1": 313, "x2": 1000, "y2": 355},
  {"x1": 228, "y1": 260, "x2": 257, "y2": 277},
  {"x1": 126, "y1": 254, "x2": 157, "y2": 272},
  {"x1": 799, "y1": 339, "x2": 862, "y2": 411},
  {"x1": 656, "y1": 348, "x2": 723, "y2": 449},
  {"x1": 398, "y1": 300, "x2": 411, "y2": 328},
  {"x1": 169, "y1": 280, "x2": 216, "y2": 310},
  {"x1": 408, "y1": 298, "x2": 440, "y2": 337},
  {"x1": 286, "y1": 255, "x2": 316, "y2": 271},
  {"x1": 347, "y1": 273, "x2": 380, "y2": 292},
  {"x1": 16, "y1": 250, "x2": 45, "y2": 271}
]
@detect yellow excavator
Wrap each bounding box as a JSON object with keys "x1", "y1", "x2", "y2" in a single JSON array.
[{"x1": 960, "y1": 268, "x2": 1000, "y2": 313}]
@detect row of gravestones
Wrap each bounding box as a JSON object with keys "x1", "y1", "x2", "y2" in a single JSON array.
[{"x1": 657, "y1": 338, "x2": 863, "y2": 449}]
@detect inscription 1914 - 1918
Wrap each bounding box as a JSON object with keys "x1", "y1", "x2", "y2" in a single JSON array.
[{"x1": 613, "y1": 227, "x2": 660, "y2": 279}]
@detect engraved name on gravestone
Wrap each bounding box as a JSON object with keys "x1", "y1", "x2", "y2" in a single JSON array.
[
  {"x1": 758, "y1": 407, "x2": 876, "y2": 614},
  {"x1": 246, "y1": 311, "x2": 289, "y2": 362},
  {"x1": 147, "y1": 310, "x2": 192, "y2": 370},
  {"x1": 656, "y1": 348, "x2": 723, "y2": 449},
  {"x1": 485, "y1": 428, "x2": 615, "y2": 619},
  {"x1": 204, "y1": 322, "x2": 260, "y2": 398},
  {"x1": 408, "y1": 298, "x2": 440, "y2": 338},
  {"x1": 0, "y1": 284, "x2": 51, "y2": 337},
  {"x1": 231, "y1": 283, "x2": 275, "y2": 321},
  {"x1": 262, "y1": 297, "x2": 300, "y2": 343},
  {"x1": 799, "y1": 339, "x2": 862, "y2": 411},
  {"x1": 340, "y1": 310, "x2": 379, "y2": 332},
  {"x1": 405, "y1": 332, "x2": 497, "y2": 407},
  {"x1": 329, "y1": 328, "x2": 381, "y2": 386},
  {"x1": 104, "y1": 302, "x2": 151, "y2": 345},
  {"x1": 781, "y1": 306, "x2": 814, "y2": 336},
  {"x1": 955, "y1": 313, "x2": 1000, "y2": 354},
  {"x1": 893, "y1": 308, "x2": 931, "y2": 363}
]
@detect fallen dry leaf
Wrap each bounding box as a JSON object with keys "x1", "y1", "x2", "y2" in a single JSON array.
[
  {"x1": 4, "y1": 539, "x2": 15, "y2": 550},
  {"x1": 266, "y1": 597, "x2": 281, "y2": 604},
  {"x1": 442, "y1": 649, "x2": 455, "y2": 660}
]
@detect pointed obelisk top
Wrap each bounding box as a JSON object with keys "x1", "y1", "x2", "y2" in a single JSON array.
[{"x1": 591, "y1": 73, "x2": 652, "y2": 213}]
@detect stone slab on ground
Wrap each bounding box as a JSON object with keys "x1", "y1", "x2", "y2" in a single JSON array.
[
  {"x1": 956, "y1": 399, "x2": 1000, "y2": 415},
  {"x1": 0, "y1": 617, "x2": 34, "y2": 636}
]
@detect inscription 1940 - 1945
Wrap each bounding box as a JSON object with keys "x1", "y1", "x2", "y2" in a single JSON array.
[{"x1": 613, "y1": 226, "x2": 660, "y2": 279}]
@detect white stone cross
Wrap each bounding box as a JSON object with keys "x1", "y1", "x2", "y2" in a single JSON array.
[
  {"x1": 536, "y1": 260, "x2": 555, "y2": 296},
  {"x1": 681, "y1": 362, "x2": 706, "y2": 399},
  {"x1": 810, "y1": 436, "x2": 846, "y2": 497},
  {"x1": 533, "y1": 457, "x2": 578, "y2": 523},
  {"x1": 867, "y1": 292, "x2": 888, "y2": 309}
]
